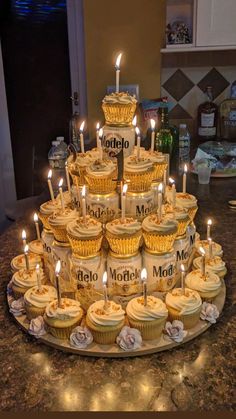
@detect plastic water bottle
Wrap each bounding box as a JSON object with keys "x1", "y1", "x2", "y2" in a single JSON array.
[
  {"x1": 179, "y1": 124, "x2": 190, "y2": 174},
  {"x1": 48, "y1": 137, "x2": 69, "y2": 169}
]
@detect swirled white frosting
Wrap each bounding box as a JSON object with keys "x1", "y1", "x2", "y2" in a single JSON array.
[
  {"x1": 124, "y1": 156, "x2": 153, "y2": 173},
  {"x1": 11, "y1": 253, "x2": 42, "y2": 270},
  {"x1": 142, "y1": 214, "x2": 178, "y2": 233},
  {"x1": 67, "y1": 216, "x2": 102, "y2": 238},
  {"x1": 24, "y1": 285, "x2": 57, "y2": 308},
  {"x1": 185, "y1": 269, "x2": 221, "y2": 293},
  {"x1": 165, "y1": 288, "x2": 202, "y2": 315},
  {"x1": 126, "y1": 296, "x2": 168, "y2": 321},
  {"x1": 193, "y1": 256, "x2": 225, "y2": 274},
  {"x1": 134, "y1": 148, "x2": 166, "y2": 164},
  {"x1": 195, "y1": 240, "x2": 223, "y2": 257},
  {"x1": 73, "y1": 151, "x2": 99, "y2": 168},
  {"x1": 103, "y1": 92, "x2": 137, "y2": 105},
  {"x1": 86, "y1": 159, "x2": 116, "y2": 177},
  {"x1": 28, "y1": 240, "x2": 44, "y2": 255},
  {"x1": 40, "y1": 200, "x2": 61, "y2": 215},
  {"x1": 162, "y1": 203, "x2": 190, "y2": 222},
  {"x1": 168, "y1": 192, "x2": 197, "y2": 209},
  {"x1": 12, "y1": 268, "x2": 45, "y2": 288},
  {"x1": 45, "y1": 298, "x2": 82, "y2": 320},
  {"x1": 87, "y1": 299, "x2": 125, "y2": 326},
  {"x1": 106, "y1": 217, "x2": 141, "y2": 236},
  {"x1": 48, "y1": 208, "x2": 78, "y2": 226}
]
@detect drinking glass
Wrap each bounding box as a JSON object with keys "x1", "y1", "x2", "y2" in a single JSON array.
[{"x1": 196, "y1": 159, "x2": 212, "y2": 184}]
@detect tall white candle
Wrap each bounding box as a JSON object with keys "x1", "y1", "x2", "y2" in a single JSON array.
[
  {"x1": 65, "y1": 162, "x2": 71, "y2": 195},
  {"x1": 207, "y1": 219, "x2": 212, "y2": 240},
  {"x1": 22, "y1": 230, "x2": 27, "y2": 248},
  {"x1": 55, "y1": 260, "x2": 62, "y2": 307},
  {"x1": 98, "y1": 128, "x2": 103, "y2": 161},
  {"x1": 96, "y1": 122, "x2": 100, "y2": 148},
  {"x1": 180, "y1": 264, "x2": 185, "y2": 295},
  {"x1": 102, "y1": 271, "x2": 108, "y2": 310},
  {"x1": 80, "y1": 120, "x2": 85, "y2": 154},
  {"x1": 208, "y1": 237, "x2": 213, "y2": 259},
  {"x1": 47, "y1": 169, "x2": 55, "y2": 201},
  {"x1": 169, "y1": 178, "x2": 176, "y2": 209},
  {"x1": 141, "y1": 268, "x2": 148, "y2": 306},
  {"x1": 135, "y1": 127, "x2": 141, "y2": 159},
  {"x1": 132, "y1": 115, "x2": 137, "y2": 127},
  {"x1": 158, "y1": 183, "x2": 163, "y2": 221},
  {"x1": 150, "y1": 119, "x2": 156, "y2": 152},
  {"x1": 33, "y1": 213, "x2": 41, "y2": 241},
  {"x1": 121, "y1": 183, "x2": 128, "y2": 221},
  {"x1": 115, "y1": 53, "x2": 122, "y2": 93},
  {"x1": 199, "y1": 247, "x2": 206, "y2": 278},
  {"x1": 58, "y1": 178, "x2": 65, "y2": 211},
  {"x1": 24, "y1": 244, "x2": 30, "y2": 271},
  {"x1": 183, "y1": 164, "x2": 187, "y2": 193},
  {"x1": 81, "y1": 185, "x2": 87, "y2": 222},
  {"x1": 36, "y1": 263, "x2": 42, "y2": 291}
]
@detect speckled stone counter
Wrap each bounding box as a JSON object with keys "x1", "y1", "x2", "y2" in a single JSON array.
[{"x1": 0, "y1": 175, "x2": 235, "y2": 412}]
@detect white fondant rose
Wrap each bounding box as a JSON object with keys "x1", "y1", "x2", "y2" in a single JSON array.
[
  {"x1": 116, "y1": 326, "x2": 142, "y2": 351},
  {"x1": 28, "y1": 316, "x2": 47, "y2": 338},
  {"x1": 70, "y1": 326, "x2": 93, "y2": 349},
  {"x1": 164, "y1": 320, "x2": 187, "y2": 343},
  {"x1": 9, "y1": 297, "x2": 25, "y2": 317},
  {"x1": 200, "y1": 302, "x2": 219, "y2": 324}
]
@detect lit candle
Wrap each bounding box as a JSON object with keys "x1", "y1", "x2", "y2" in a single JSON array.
[
  {"x1": 199, "y1": 246, "x2": 206, "y2": 278},
  {"x1": 169, "y1": 177, "x2": 176, "y2": 209},
  {"x1": 58, "y1": 178, "x2": 65, "y2": 211},
  {"x1": 55, "y1": 260, "x2": 62, "y2": 307},
  {"x1": 207, "y1": 219, "x2": 212, "y2": 240},
  {"x1": 75, "y1": 177, "x2": 80, "y2": 210},
  {"x1": 36, "y1": 263, "x2": 42, "y2": 291},
  {"x1": 208, "y1": 237, "x2": 213, "y2": 259},
  {"x1": 180, "y1": 264, "x2": 185, "y2": 295},
  {"x1": 33, "y1": 213, "x2": 41, "y2": 241},
  {"x1": 96, "y1": 122, "x2": 100, "y2": 148},
  {"x1": 22, "y1": 230, "x2": 27, "y2": 248},
  {"x1": 141, "y1": 268, "x2": 148, "y2": 306},
  {"x1": 132, "y1": 115, "x2": 137, "y2": 127},
  {"x1": 115, "y1": 53, "x2": 122, "y2": 93},
  {"x1": 163, "y1": 169, "x2": 167, "y2": 200},
  {"x1": 24, "y1": 244, "x2": 30, "y2": 271},
  {"x1": 121, "y1": 183, "x2": 128, "y2": 221},
  {"x1": 183, "y1": 164, "x2": 187, "y2": 193},
  {"x1": 81, "y1": 185, "x2": 87, "y2": 222},
  {"x1": 150, "y1": 119, "x2": 156, "y2": 152},
  {"x1": 65, "y1": 161, "x2": 71, "y2": 195},
  {"x1": 158, "y1": 183, "x2": 163, "y2": 221},
  {"x1": 135, "y1": 127, "x2": 141, "y2": 159},
  {"x1": 80, "y1": 120, "x2": 85, "y2": 154},
  {"x1": 98, "y1": 128, "x2": 103, "y2": 161},
  {"x1": 47, "y1": 169, "x2": 55, "y2": 201},
  {"x1": 102, "y1": 271, "x2": 108, "y2": 310}
]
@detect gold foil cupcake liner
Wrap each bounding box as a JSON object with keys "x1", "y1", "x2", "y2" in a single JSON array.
[
  {"x1": 48, "y1": 223, "x2": 69, "y2": 244},
  {"x1": 187, "y1": 206, "x2": 198, "y2": 222},
  {"x1": 106, "y1": 231, "x2": 142, "y2": 255},
  {"x1": 85, "y1": 170, "x2": 117, "y2": 194},
  {"x1": 152, "y1": 162, "x2": 168, "y2": 181},
  {"x1": 124, "y1": 170, "x2": 154, "y2": 192},
  {"x1": 167, "y1": 306, "x2": 201, "y2": 329},
  {"x1": 128, "y1": 316, "x2": 167, "y2": 340},
  {"x1": 86, "y1": 317, "x2": 125, "y2": 344},
  {"x1": 38, "y1": 212, "x2": 52, "y2": 232},
  {"x1": 67, "y1": 233, "x2": 103, "y2": 257},
  {"x1": 142, "y1": 230, "x2": 177, "y2": 253},
  {"x1": 68, "y1": 164, "x2": 87, "y2": 187},
  {"x1": 102, "y1": 102, "x2": 136, "y2": 127},
  {"x1": 176, "y1": 217, "x2": 191, "y2": 237}
]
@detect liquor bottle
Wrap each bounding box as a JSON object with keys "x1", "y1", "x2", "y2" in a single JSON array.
[
  {"x1": 155, "y1": 107, "x2": 173, "y2": 155},
  {"x1": 219, "y1": 81, "x2": 236, "y2": 141},
  {"x1": 197, "y1": 86, "x2": 218, "y2": 141},
  {"x1": 179, "y1": 124, "x2": 191, "y2": 174}
]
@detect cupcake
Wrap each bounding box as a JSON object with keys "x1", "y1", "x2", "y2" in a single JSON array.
[
  {"x1": 67, "y1": 215, "x2": 103, "y2": 257},
  {"x1": 86, "y1": 300, "x2": 125, "y2": 344},
  {"x1": 67, "y1": 151, "x2": 99, "y2": 186},
  {"x1": 106, "y1": 217, "x2": 142, "y2": 255},
  {"x1": 165, "y1": 288, "x2": 202, "y2": 329},
  {"x1": 185, "y1": 269, "x2": 222, "y2": 301},
  {"x1": 44, "y1": 298, "x2": 83, "y2": 339},
  {"x1": 195, "y1": 239, "x2": 223, "y2": 257},
  {"x1": 124, "y1": 155, "x2": 155, "y2": 192},
  {"x1": 142, "y1": 214, "x2": 178, "y2": 253},
  {"x1": 85, "y1": 159, "x2": 117, "y2": 194},
  {"x1": 134, "y1": 149, "x2": 168, "y2": 181},
  {"x1": 102, "y1": 92, "x2": 137, "y2": 127},
  {"x1": 24, "y1": 285, "x2": 57, "y2": 320},
  {"x1": 126, "y1": 296, "x2": 168, "y2": 340},
  {"x1": 193, "y1": 255, "x2": 227, "y2": 279},
  {"x1": 167, "y1": 192, "x2": 198, "y2": 222},
  {"x1": 48, "y1": 207, "x2": 78, "y2": 243},
  {"x1": 162, "y1": 203, "x2": 190, "y2": 237},
  {"x1": 28, "y1": 240, "x2": 44, "y2": 256},
  {"x1": 39, "y1": 199, "x2": 61, "y2": 231},
  {"x1": 11, "y1": 253, "x2": 42, "y2": 272},
  {"x1": 12, "y1": 267, "x2": 46, "y2": 299}
]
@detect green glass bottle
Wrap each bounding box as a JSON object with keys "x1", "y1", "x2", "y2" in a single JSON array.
[{"x1": 155, "y1": 107, "x2": 173, "y2": 155}]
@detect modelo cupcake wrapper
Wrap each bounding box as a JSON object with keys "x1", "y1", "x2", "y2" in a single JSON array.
[
  {"x1": 102, "y1": 102, "x2": 137, "y2": 127},
  {"x1": 85, "y1": 171, "x2": 118, "y2": 194},
  {"x1": 152, "y1": 162, "x2": 168, "y2": 181},
  {"x1": 167, "y1": 306, "x2": 202, "y2": 329},
  {"x1": 86, "y1": 317, "x2": 125, "y2": 344},
  {"x1": 67, "y1": 233, "x2": 103, "y2": 257},
  {"x1": 127, "y1": 316, "x2": 167, "y2": 340},
  {"x1": 142, "y1": 230, "x2": 178, "y2": 253},
  {"x1": 124, "y1": 170, "x2": 154, "y2": 192},
  {"x1": 105, "y1": 231, "x2": 142, "y2": 255}
]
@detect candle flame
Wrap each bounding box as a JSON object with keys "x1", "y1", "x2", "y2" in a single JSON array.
[
  {"x1": 22, "y1": 230, "x2": 26, "y2": 240},
  {"x1": 132, "y1": 116, "x2": 137, "y2": 127},
  {"x1": 180, "y1": 264, "x2": 185, "y2": 273},
  {"x1": 80, "y1": 120, "x2": 85, "y2": 132},
  {"x1": 59, "y1": 178, "x2": 63, "y2": 188},
  {"x1": 48, "y1": 169, "x2": 52, "y2": 179},
  {"x1": 115, "y1": 53, "x2": 122, "y2": 69},
  {"x1": 208, "y1": 237, "x2": 212, "y2": 244},
  {"x1": 33, "y1": 212, "x2": 38, "y2": 222},
  {"x1": 36, "y1": 263, "x2": 40, "y2": 273},
  {"x1": 207, "y1": 219, "x2": 212, "y2": 226},
  {"x1": 96, "y1": 122, "x2": 100, "y2": 131},
  {"x1": 82, "y1": 185, "x2": 86, "y2": 198},
  {"x1": 158, "y1": 183, "x2": 163, "y2": 193},
  {"x1": 169, "y1": 177, "x2": 175, "y2": 184},
  {"x1": 199, "y1": 246, "x2": 205, "y2": 256},
  {"x1": 98, "y1": 128, "x2": 103, "y2": 139},
  {"x1": 24, "y1": 244, "x2": 29, "y2": 254},
  {"x1": 135, "y1": 126, "x2": 140, "y2": 136},
  {"x1": 184, "y1": 164, "x2": 188, "y2": 173},
  {"x1": 141, "y1": 268, "x2": 147, "y2": 282},
  {"x1": 102, "y1": 271, "x2": 108, "y2": 285},
  {"x1": 122, "y1": 183, "x2": 128, "y2": 195},
  {"x1": 150, "y1": 119, "x2": 156, "y2": 130},
  {"x1": 55, "y1": 260, "x2": 61, "y2": 275}
]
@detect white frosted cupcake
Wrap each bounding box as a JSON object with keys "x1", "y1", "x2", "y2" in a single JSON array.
[
  {"x1": 12, "y1": 267, "x2": 46, "y2": 299},
  {"x1": 67, "y1": 215, "x2": 103, "y2": 257},
  {"x1": 167, "y1": 192, "x2": 198, "y2": 222},
  {"x1": 85, "y1": 159, "x2": 117, "y2": 193},
  {"x1": 44, "y1": 298, "x2": 84, "y2": 339},
  {"x1": 124, "y1": 155, "x2": 154, "y2": 192},
  {"x1": 193, "y1": 255, "x2": 226, "y2": 279},
  {"x1": 86, "y1": 299, "x2": 125, "y2": 344},
  {"x1": 134, "y1": 149, "x2": 167, "y2": 181},
  {"x1": 102, "y1": 92, "x2": 137, "y2": 126},
  {"x1": 24, "y1": 285, "x2": 57, "y2": 319},
  {"x1": 165, "y1": 288, "x2": 202, "y2": 329},
  {"x1": 39, "y1": 199, "x2": 61, "y2": 231},
  {"x1": 185, "y1": 269, "x2": 222, "y2": 301},
  {"x1": 28, "y1": 240, "x2": 44, "y2": 255},
  {"x1": 126, "y1": 296, "x2": 168, "y2": 340},
  {"x1": 11, "y1": 253, "x2": 42, "y2": 272},
  {"x1": 106, "y1": 217, "x2": 142, "y2": 255},
  {"x1": 67, "y1": 151, "x2": 99, "y2": 186},
  {"x1": 162, "y1": 203, "x2": 190, "y2": 237},
  {"x1": 195, "y1": 239, "x2": 223, "y2": 257},
  {"x1": 48, "y1": 207, "x2": 78, "y2": 243},
  {"x1": 142, "y1": 214, "x2": 178, "y2": 253}
]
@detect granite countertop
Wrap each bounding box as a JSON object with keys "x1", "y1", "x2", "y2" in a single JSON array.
[{"x1": 0, "y1": 174, "x2": 235, "y2": 412}]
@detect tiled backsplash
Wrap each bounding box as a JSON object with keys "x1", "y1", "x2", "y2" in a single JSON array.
[{"x1": 161, "y1": 65, "x2": 236, "y2": 138}]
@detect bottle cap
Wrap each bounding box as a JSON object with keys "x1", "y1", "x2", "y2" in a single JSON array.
[
  {"x1": 52, "y1": 140, "x2": 60, "y2": 146},
  {"x1": 56, "y1": 136, "x2": 64, "y2": 142}
]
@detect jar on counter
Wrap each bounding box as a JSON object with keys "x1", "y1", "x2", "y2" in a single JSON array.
[
  {"x1": 142, "y1": 247, "x2": 177, "y2": 292},
  {"x1": 107, "y1": 251, "x2": 142, "y2": 296}
]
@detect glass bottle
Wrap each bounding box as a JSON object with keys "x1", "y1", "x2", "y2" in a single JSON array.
[
  {"x1": 69, "y1": 111, "x2": 80, "y2": 151},
  {"x1": 219, "y1": 81, "x2": 236, "y2": 141},
  {"x1": 155, "y1": 107, "x2": 173, "y2": 155},
  {"x1": 197, "y1": 86, "x2": 218, "y2": 141}
]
